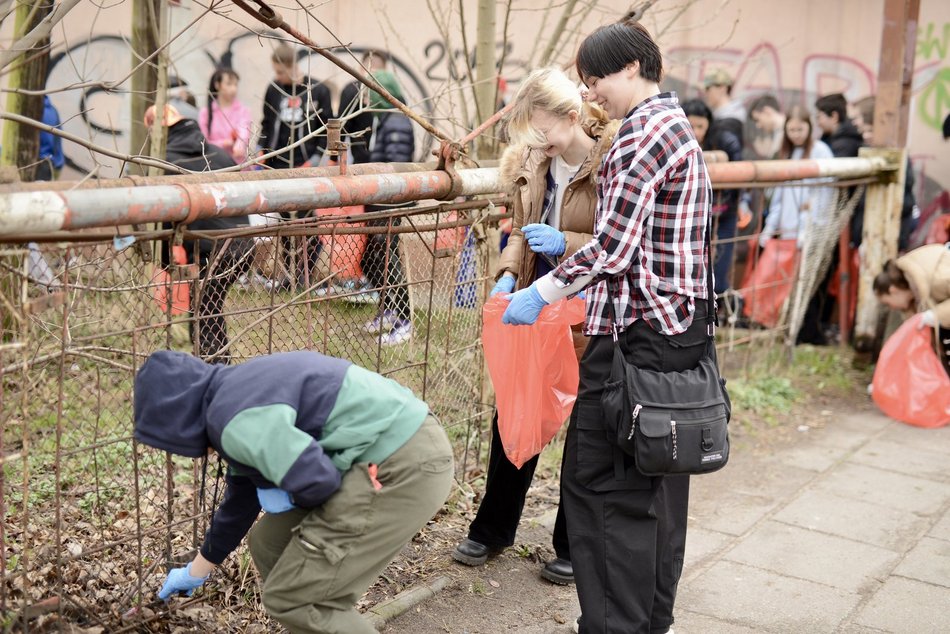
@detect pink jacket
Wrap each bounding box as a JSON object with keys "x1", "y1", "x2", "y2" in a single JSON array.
[{"x1": 198, "y1": 100, "x2": 253, "y2": 164}]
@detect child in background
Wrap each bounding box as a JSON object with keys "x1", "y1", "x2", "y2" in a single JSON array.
[{"x1": 199, "y1": 67, "x2": 253, "y2": 166}]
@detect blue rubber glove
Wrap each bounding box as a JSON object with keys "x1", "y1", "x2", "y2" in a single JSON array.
[
  {"x1": 522, "y1": 223, "x2": 566, "y2": 257},
  {"x1": 490, "y1": 275, "x2": 516, "y2": 297},
  {"x1": 158, "y1": 563, "x2": 208, "y2": 601},
  {"x1": 501, "y1": 285, "x2": 548, "y2": 325},
  {"x1": 256, "y1": 488, "x2": 295, "y2": 514}
]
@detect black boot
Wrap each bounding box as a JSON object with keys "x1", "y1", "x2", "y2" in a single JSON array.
[{"x1": 540, "y1": 557, "x2": 574, "y2": 585}]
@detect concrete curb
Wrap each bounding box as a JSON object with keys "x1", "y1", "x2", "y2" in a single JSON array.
[{"x1": 364, "y1": 575, "x2": 454, "y2": 630}]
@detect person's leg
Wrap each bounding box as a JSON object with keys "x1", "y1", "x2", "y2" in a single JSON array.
[
  {"x1": 714, "y1": 206, "x2": 739, "y2": 295},
  {"x1": 563, "y1": 335, "x2": 657, "y2": 633},
  {"x1": 650, "y1": 475, "x2": 690, "y2": 633},
  {"x1": 194, "y1": 250, "x2": 246, "y2": 364},
  {"x1": 465, "y1": 411, "x2": 540, "y2": 551},
  {"x1": 256, "y1": 416, "x2": 453, "y2": 634}
]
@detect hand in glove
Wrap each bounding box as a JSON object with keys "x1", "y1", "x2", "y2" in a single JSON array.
[
  {"x1": 501, "y1": 284, "x2": 548, "y2": 325},
  {"x1": 158, "y1": 563, "x2": 209, "y2": 601},
  {"x1": 521, "y1": 223, "x2": 566, "y2": 257},
  {"x1": 490, "y1": 275, "x2": 516, "y2": 297},
  {"x1": 256, "y1": 488, "x2": 295, "y2": 514},
  {"x1": 917, "y1": 309, "x2": 937, "y2": 330}
]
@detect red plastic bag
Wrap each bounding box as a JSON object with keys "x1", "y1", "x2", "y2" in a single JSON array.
[
  {"x1": 872, "y1": 313, "x2": 950, "y2": 428},
  {"x1": 740, "y1": 238, "x2": 799, "y2": 328},
  {"x1": 482, "y1": 295, "x2": 586, "y2": 468},
  {"x1": 152, "y1": 245, "x2": 190, "y2": 316}
]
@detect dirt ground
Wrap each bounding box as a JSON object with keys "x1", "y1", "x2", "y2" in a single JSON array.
[{"x1": 371, "y1": 347, "x2": 874, "y2": 634}]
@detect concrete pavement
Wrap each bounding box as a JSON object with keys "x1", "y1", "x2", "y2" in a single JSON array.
[{"x1": 675, "y1": 404, "x2": 950, "y2": 633}]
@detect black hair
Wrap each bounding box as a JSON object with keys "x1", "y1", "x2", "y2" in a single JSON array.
[
  {"x1": 575, "y1": 20, "x2": 663, "y2": 84},
  {"x1": 943, "y1": 112, "x2": 950, "y2": 140},
  {"x1": 681, "y1": 98, "x2": 713, "y2": 122},
  {"x1": 815, "y1": 93, "x2": 848, "y2": 124},
  {"x1": 873, "y1": 259, "x2": 909, "y2": 295},
  {"x1": 205, "y1": 67, "x2": 240, "y2": 135},
  {"x1": 750, "y1": 94, "x2": 781, "y2": 114}
]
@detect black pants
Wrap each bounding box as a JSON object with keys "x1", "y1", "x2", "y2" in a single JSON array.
[
  {"x1": 361, "y1": 216, "x2": 411, "y2": 321},
  {"x1": 190, "y1": 248, "x2": 250, "y2": 365},
  {"x1": 467, "y1": 411, "x2": 570, "y2": 559},
  {"x1": 940, "y1": 326, "x2": 950, "y2": 379},
  {"x1": 563, "y1": 308, "x2": 707, "y2": 634}
]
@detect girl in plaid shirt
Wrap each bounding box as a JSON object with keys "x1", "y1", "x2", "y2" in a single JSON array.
[{"x1": 501, "y1": 19, "x2": 712, "y2": 634}]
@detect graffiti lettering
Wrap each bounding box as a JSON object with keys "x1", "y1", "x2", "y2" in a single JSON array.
[{"x1": 917, "y1": 22, "x2": 950, "y2": 62}]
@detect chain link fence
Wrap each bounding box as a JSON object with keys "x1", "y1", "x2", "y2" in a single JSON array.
[
  {"x1": 0, "y1": 201, "x2": 495, "y2": 631},
  {"x1": 0, "y1": 166, "x2": 881, "y2": 631}
]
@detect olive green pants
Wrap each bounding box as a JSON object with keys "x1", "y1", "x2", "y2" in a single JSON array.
[{"x1": 248, "y1": 415, "x2": 454, "y2": 634}]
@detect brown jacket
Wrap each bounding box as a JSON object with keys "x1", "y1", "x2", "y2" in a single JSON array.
[
  {"x1": 496, "y1": 117, "x2": 618, "y2": 288},
  {"x1": 496, "y1": 116, "x2": 618, "y2": 359},
  {"x1": 896, "y1": 243, "x2": 950, "y2": 328}
]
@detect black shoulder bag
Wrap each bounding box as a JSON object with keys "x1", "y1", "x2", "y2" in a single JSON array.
[{"x1": 600, "y1": 222, "x2": 731, "y2": 476}]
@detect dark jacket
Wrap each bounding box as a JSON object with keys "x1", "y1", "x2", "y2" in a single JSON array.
[
  {"x1": 822, "y1": 120, "x2": 867, "y2": 246},
  {"x1": 369, "y1": 112, "x2": 415, "y2": 164},
  {"x1": 260, "y1": 76, "x2": 334, "y2": 168},
  {"x1": 39, "y1": 96, "x2": 64, "y2": 169},
  {"x1": 339, "y1": 80, "x2": 373, "y2": 164},
  {"x1": 161, "y1": 119, "x2": 249, "y2": 262},
  {"x1": 821, "y1": 119, "x2": 864, "y2": 159},
  {"x1": 705, "y1": 121, "x2": 743, "y2": 214},
  {"x1": 133, "y1": 350, "x2": 428, "y2": 563}
]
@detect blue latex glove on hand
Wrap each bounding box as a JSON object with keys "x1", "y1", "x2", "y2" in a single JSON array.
[
  {"x1": 502, "y1": 285, "x2": 548, "y2": 325},
  {"x1": 256, "y1": 488, "x2": 295, "y2": 514},
  {"x1": 522, "y1": 223, "x2": 566, "y2": 257},
  {"x1": 158, "y1": 563, "x2": 208, "y2": 601},
  {"x1": 490, "y1": 275, "x2": 516, "y2": 297}
]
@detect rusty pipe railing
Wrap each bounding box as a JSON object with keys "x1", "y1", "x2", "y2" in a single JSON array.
[
  {"x1": 0, "y1": 168, "x2": 501, "y2": 237},
  {"x1": 0, "y1": 156, "x2": 891, "y2": 239}
]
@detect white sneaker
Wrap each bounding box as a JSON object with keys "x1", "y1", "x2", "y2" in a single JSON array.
[
  {"x1": 380, "y1": 320, "x2": 412, "y2": 346},
  {"x1": 363, "y1": 310, "x2": 396, "y2": 335},
  {"x1": 573, "y1": 616, "x2": 580, "y2": 633}
]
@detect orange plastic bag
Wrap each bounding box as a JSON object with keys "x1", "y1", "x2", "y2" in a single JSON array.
[
  {"x1": 871, "y1": 313, "x2": 950, "y2": 428},
  {"x1": 740, "y1": 238, "x2": 799, "y2": 328},
  {"x1": 152, "y1": 245, "x2": 190, "y2": 316},
  {"x1": 482, "y1": 295, "x2": 586, "y2": 468}
]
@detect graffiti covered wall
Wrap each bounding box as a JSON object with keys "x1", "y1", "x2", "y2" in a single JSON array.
[{"x1": 1, "y1": 0, "x2": 948, "y2": 201}]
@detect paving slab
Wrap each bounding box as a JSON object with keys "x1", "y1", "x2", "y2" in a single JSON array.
[
  {"x1": 929, "y1": 509, "x2": 950, "y2": 542},
  {"x1": 811, "y1": 462, "x2": 950, "y2": 515},
  {"x1": 674, "y1": 610, "x2": 760, "y2": 633},
  {"x1": 893, "y1": 536, "x2": 950, "y2": 588},
  {"x1": 689, "y1": 458, "x2": 815, "y2": 536},
  {"x1": 849, "y1": 438, "x2": 950, "y2": 483},
  {"x1": 875, "y1": 421, "x2": 950, "y2": 451},
  {"x1": 722, "y1": 521, "x2": 898, "y2": 592},
  {"x1": 851, "y1": 577, "x2": 950, "y2": 633},
  {"x1": 677, "y1": 560, "x2": 860, "y2": 632},
  {"x1": 772, "y1": 488, "x2": 933, "y2": 550},
  {"x1": 683, "y1": 526, "x2": 734, "y2": 570}
]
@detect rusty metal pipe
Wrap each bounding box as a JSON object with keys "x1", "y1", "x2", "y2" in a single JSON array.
[
  {"x1": 0, "y1": 168, "x2": 503, "y2": 236},
  {"x1": 0, "y1": 161, "x2": 435, "y2": 193},
  {"x1": 706, "y1": 156, "x2": 889, "y2": 184}
]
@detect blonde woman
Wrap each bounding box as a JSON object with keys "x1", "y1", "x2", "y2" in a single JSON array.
[{"x1": 452, "y1": 67, "x2": 617, "y2": 585}]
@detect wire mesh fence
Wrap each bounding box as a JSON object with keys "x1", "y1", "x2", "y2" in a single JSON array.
[
  {"x1": 0, "y1": 202, "x2": 494, "y2": 630},
  {"x1": 0, "y1": 168, "x2": 877, "y2": 630}
]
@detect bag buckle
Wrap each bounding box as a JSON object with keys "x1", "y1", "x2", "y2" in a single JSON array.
[{"x1": 702, "y1": 427, "x2": 714, "y2": 451}]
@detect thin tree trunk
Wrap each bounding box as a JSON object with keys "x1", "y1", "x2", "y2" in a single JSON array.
[
  {"x1": 129, "y1": 0, "x2": 163, "y2": 177},
  {"x1": 0, "y1": 0, "x2": 52, "y2": 182},
  {"x1": 473, "y1": 0, "x2": 497, "y2": 159}
]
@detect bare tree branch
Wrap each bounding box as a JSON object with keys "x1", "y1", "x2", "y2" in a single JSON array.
[
  {"x1": 539, "y1": 0, "x2": 580, "y2": 67},
  {"x1": 0, "y1": 0, "x2": 82, "y2": 71}
]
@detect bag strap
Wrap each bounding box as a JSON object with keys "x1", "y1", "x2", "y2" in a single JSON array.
[{"x1": 607, "y1": 215, "x2": 716, "y2": 344}]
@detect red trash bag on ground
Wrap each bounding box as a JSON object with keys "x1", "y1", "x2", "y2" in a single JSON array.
[
  {"x1": 872, "y1": 313, "x2": 950, "y2": 428},
  {"x1": 482, "y1": 295, "x2": 586, "y2": 468},
  {"x1": 740, "y1": 238, "x2": 799, "y2": 328}
]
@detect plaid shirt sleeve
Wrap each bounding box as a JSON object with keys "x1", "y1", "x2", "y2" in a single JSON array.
[{"x1": 542, "y1": 94, "x2": 711, "y2": 336}]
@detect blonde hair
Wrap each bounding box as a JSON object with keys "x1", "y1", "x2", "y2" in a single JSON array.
[
  {"x1": 271, "y1": 43, "x2": 295, "y2": 68},
  {"x1": 505, "y1": 67, "x2": 606, "y2": 146}
]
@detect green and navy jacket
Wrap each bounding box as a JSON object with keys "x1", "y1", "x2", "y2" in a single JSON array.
[{"x1": 133, "y1": 350, "x2": 428, "y2": 564}]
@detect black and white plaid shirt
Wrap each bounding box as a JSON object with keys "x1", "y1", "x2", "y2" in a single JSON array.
[{"x1": 537, "y1": 92, "x2": 712, "y2": 336}]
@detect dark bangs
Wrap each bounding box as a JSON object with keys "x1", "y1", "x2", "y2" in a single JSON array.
[{"x1": 575, "y1": 21, "x2": 663, "y2": 84}]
